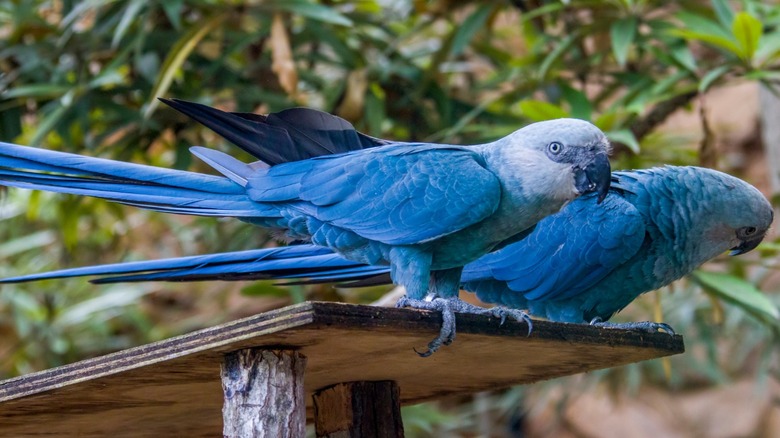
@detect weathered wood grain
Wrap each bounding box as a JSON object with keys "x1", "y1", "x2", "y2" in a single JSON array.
[
  {"x1": 314, "y1": 381, "x2": 403, "y2": 437},
  {"x1": 222, "y1": 349, "x2": 306, "y2": 437},
  {"x1": 0, "y1": 301, "x2": 684, "y2": 437}
]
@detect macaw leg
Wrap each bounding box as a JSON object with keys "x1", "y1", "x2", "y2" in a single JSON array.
[
  {"x1": 589, "y1": 317, "x2": 676, "y2": 336},
  {"x1": 397, "y1": 267, "x2": 534, "y2": 357},
  {"x1": 396, "y1": 266, "x2": 464, "y2": 357}
]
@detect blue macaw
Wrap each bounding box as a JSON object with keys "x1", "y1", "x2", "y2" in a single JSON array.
[
  {"x1": 0, "y1": 100, "x2": 611, "y2": 355},
  {"x1": 10, "y1": 166, "x2": 770, "y2": 335}
]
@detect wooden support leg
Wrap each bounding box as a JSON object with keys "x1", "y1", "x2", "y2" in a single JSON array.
[
  {"x1": 221, "y1": 349, "x2": 306, "y2": 438},
  {"x1": 313, "y1": 380, "x2": 404, "y2": 437}
]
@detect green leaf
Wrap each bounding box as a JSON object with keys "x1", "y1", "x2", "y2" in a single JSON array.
[
  {"x1": 668, "y1": 29, "x2": 741, "y2": 56},
  {"x1": 699, "y1": 65, "x2": 731, "y2": 92},
  {"x1": 241, "y1": 281, "x2": 291, "y2": 297},
  {"x1": 112, "y1": 0, "x2": 145, "y2": 48},
  {"x1": 518, "y1": 100, "x2": 569, "y2": 121},
  {"x1": 561, "y1": 86, "x2": 592, "y2": 120},
  {"x1": 144, "y1": 13, "x2": 226, "y2": 119},
  {"x1": 606, "y1": 129, "x2": 640, "y2": 153},
  {"x1": 2, "y1": 84, "x2": 71, "y2": 99},
  {"x1": 450, "y1": 4, "x2": 494, "y2": 57},
  {"x1": 669, "y1": 44, "x2": 697, "y2": 73},
  {"x1": 611, "y1": 17, "x2": 637, "y2": 67},
  {"x1": 711, "y1": 0, "x2": 735, "y2": 28},
  {"x1": 732, "y1": 12, "x2": 763, "y2": 61},
  {"x1": 692, "y1": 271, "x2": 780, "y2": 323},
  {"x1": 261, "y1": 0, "x2": 353, "y2": 26},
  {"x1": 539, "y1": 33, "x2": 578, "y2": 79},
  {"x1": 676, "y1": 11, "x2": 732, "y2": 40},
  {"x1": 0, "y1": 231, "x2": 56, "y2": 258},
  {"x1": 160, "y1": 0, "x2": 183, "y2": 30}
]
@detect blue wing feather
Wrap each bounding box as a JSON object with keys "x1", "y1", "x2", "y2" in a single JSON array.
[
  {"x1": 248, "y1": 146, "x2": 502, "y2": 245},
  {"x1": 461, "y1": 192, "x2": 645, "y2": 303}
]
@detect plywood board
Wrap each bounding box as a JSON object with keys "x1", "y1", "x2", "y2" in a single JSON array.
[{"x1": 0, "y1": 301, "x2": 683, "y2": 437}]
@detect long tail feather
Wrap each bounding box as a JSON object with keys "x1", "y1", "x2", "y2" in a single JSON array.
[
  {"x1": 160, "y1": 98, "x2": 391, "y2": 165},
  {"x1": 0, "y1": 244, "x2": 390, "y2": 285},
  {"x1": 0, "y1": 142, "x2": 267, "y2": 217}
]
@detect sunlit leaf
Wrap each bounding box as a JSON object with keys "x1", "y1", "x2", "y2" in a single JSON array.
[
  {"x1": 518, "y1": 100, "x2": 569, "y2": 121},
  {"x1": 669, "y1": 29, "x2": 741, "y2": 56},
  {"x1": 731, "y1": 12, "x2": 762, "y2": 62}
]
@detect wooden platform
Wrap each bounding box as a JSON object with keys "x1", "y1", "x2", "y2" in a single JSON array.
[{"x1": 0, "y1": 301, "x2": 684, "y2": 437}]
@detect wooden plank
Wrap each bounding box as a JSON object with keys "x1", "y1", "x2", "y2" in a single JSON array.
[{"x1": 0, "y1": 301, "x2": 684, "y2": 437}]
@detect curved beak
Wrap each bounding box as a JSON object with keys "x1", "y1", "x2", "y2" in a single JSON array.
[
  {"x1": 729, "y1": 236, "x2": 764, "y2": 256},
  {"x1": 574, "y1": 153, "x2": 611, "y2": 204}
]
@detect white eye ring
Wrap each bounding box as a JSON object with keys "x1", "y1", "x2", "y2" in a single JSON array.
[{"x1": 548, "y1": 142, "x2": 563, "y2": 154}]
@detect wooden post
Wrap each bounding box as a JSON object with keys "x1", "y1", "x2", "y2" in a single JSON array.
[
  {"x1": 221, "y1": 349, "x2": 306, "y2": 438},
  {"x1": 313, "y1": 381, "x2": 404, "y2": 437}
]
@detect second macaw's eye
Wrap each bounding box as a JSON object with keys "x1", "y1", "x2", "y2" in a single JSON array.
[
  {"x1": 548, "y1": 142, "x2": 563, "y2": 154},
  {"x1": 737, "y1": 226, "x2": 758, "y2": 239}
]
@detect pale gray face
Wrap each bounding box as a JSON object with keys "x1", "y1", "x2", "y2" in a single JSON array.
[{"x1": 513, "y1": 118, "x2": 612, "y2": 202}]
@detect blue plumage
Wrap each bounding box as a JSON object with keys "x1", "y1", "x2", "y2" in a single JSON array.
[
  {"x1": 14, "y1": 166, "x2": 770, "y2": 329},
  {"x1": 0, "y1": 100, "x2": 612, "y2": 355}
]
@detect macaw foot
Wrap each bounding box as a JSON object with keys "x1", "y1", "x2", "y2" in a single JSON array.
[
  {"x1": 589, "y1": 317, "x2": 676, "y2": 336},
  {"x1": 396, "y1": 296, "x2": 534, "y2": 357}
]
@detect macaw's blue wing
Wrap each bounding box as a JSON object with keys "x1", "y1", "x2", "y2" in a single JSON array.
[
  {"x1": 249, "y1": 146, "x2": 503, "y2": 245},
  {"x1": 160, "y1": 99, "x2": 392, "y2": 165},
  {"x1": 462, "y1": 192, "x2": 646, "y2": 305}
]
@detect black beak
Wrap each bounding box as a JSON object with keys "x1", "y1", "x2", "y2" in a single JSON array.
[
  {"x1": 729, "y1": 236, "x2": 764, "y2": 256},
  {"x1": 574, "y1": 153, "x2": 611, "y2": 204}
]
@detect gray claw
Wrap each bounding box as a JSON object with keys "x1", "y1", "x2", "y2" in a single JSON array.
[{"x1": 397, "y1": 296, "x2": 534, "y2": 356}]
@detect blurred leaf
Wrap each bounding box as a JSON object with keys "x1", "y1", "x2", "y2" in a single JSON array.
[
  {"x1": 731, "y1": 12, "x2": 762, "y2": 62},
  {"x1": 611, "y1": 17, "x2": 637, "y2": 67},
  {"x1": 261, "y1": 0, "x2": 353, "y2": 26},
  {"x1": 450, "y1": 4, "x2": 494, "y2": 58},
  {"x1": 112, "y1": 0, "x2": 145, "y2": 48},
  {"x1": 669, "y1": 28, "x2": 741, "y2": 56},
  {"x1": 518, "y1": 100, "x2": 568, "y2": 121},
  {"x1": 241, "y1": 281, "x2": 291, "y2": 297},
  {"x1": 693, "y1": 271, "x2": 780, "y2": 323},
  {"x1": 539, "y1": 32, "x2": 578, "y2": 79},
  {"x1": 0, "y1": 231, "x2": 56, "y2": 258},
  {"x1": 711, "y1": 0, "x2": 735, "y2": 28},
  {"x1": 699, "y1": 65, "x2": 731, "y2": 92},
  {"x1": 607, "y1": 129, "x2": 640, "y2": 153},
  {"x1": 3, "y1": 84, "x2": 71, "y2": 99},
  {"x1": 144, "y1": 13, "x2": 226, "y2": 119},
  {"x1": 160, "y1": 0, "x2": 184, "y2": 30}
]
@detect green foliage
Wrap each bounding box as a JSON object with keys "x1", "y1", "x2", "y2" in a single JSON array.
[{"x1": 1, "y1": 0, "x2": 780, "y2": 434}]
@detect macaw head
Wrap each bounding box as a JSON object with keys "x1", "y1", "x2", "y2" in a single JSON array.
[{"x1": 503, "y1": 118, "x2": 612, "y2": 204}]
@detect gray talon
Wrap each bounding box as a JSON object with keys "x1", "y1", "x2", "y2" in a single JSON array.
[{"x1": 397, "y1": 295, "x2": 534, "y2": 356}]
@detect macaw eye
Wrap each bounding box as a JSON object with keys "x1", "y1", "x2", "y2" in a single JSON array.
[
  {"x1": 737, "y1": 226, "x2": 758, "y2": 239},
  {"x1": 548, "y1": 142, "x2": 563, "y2": 154}
]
